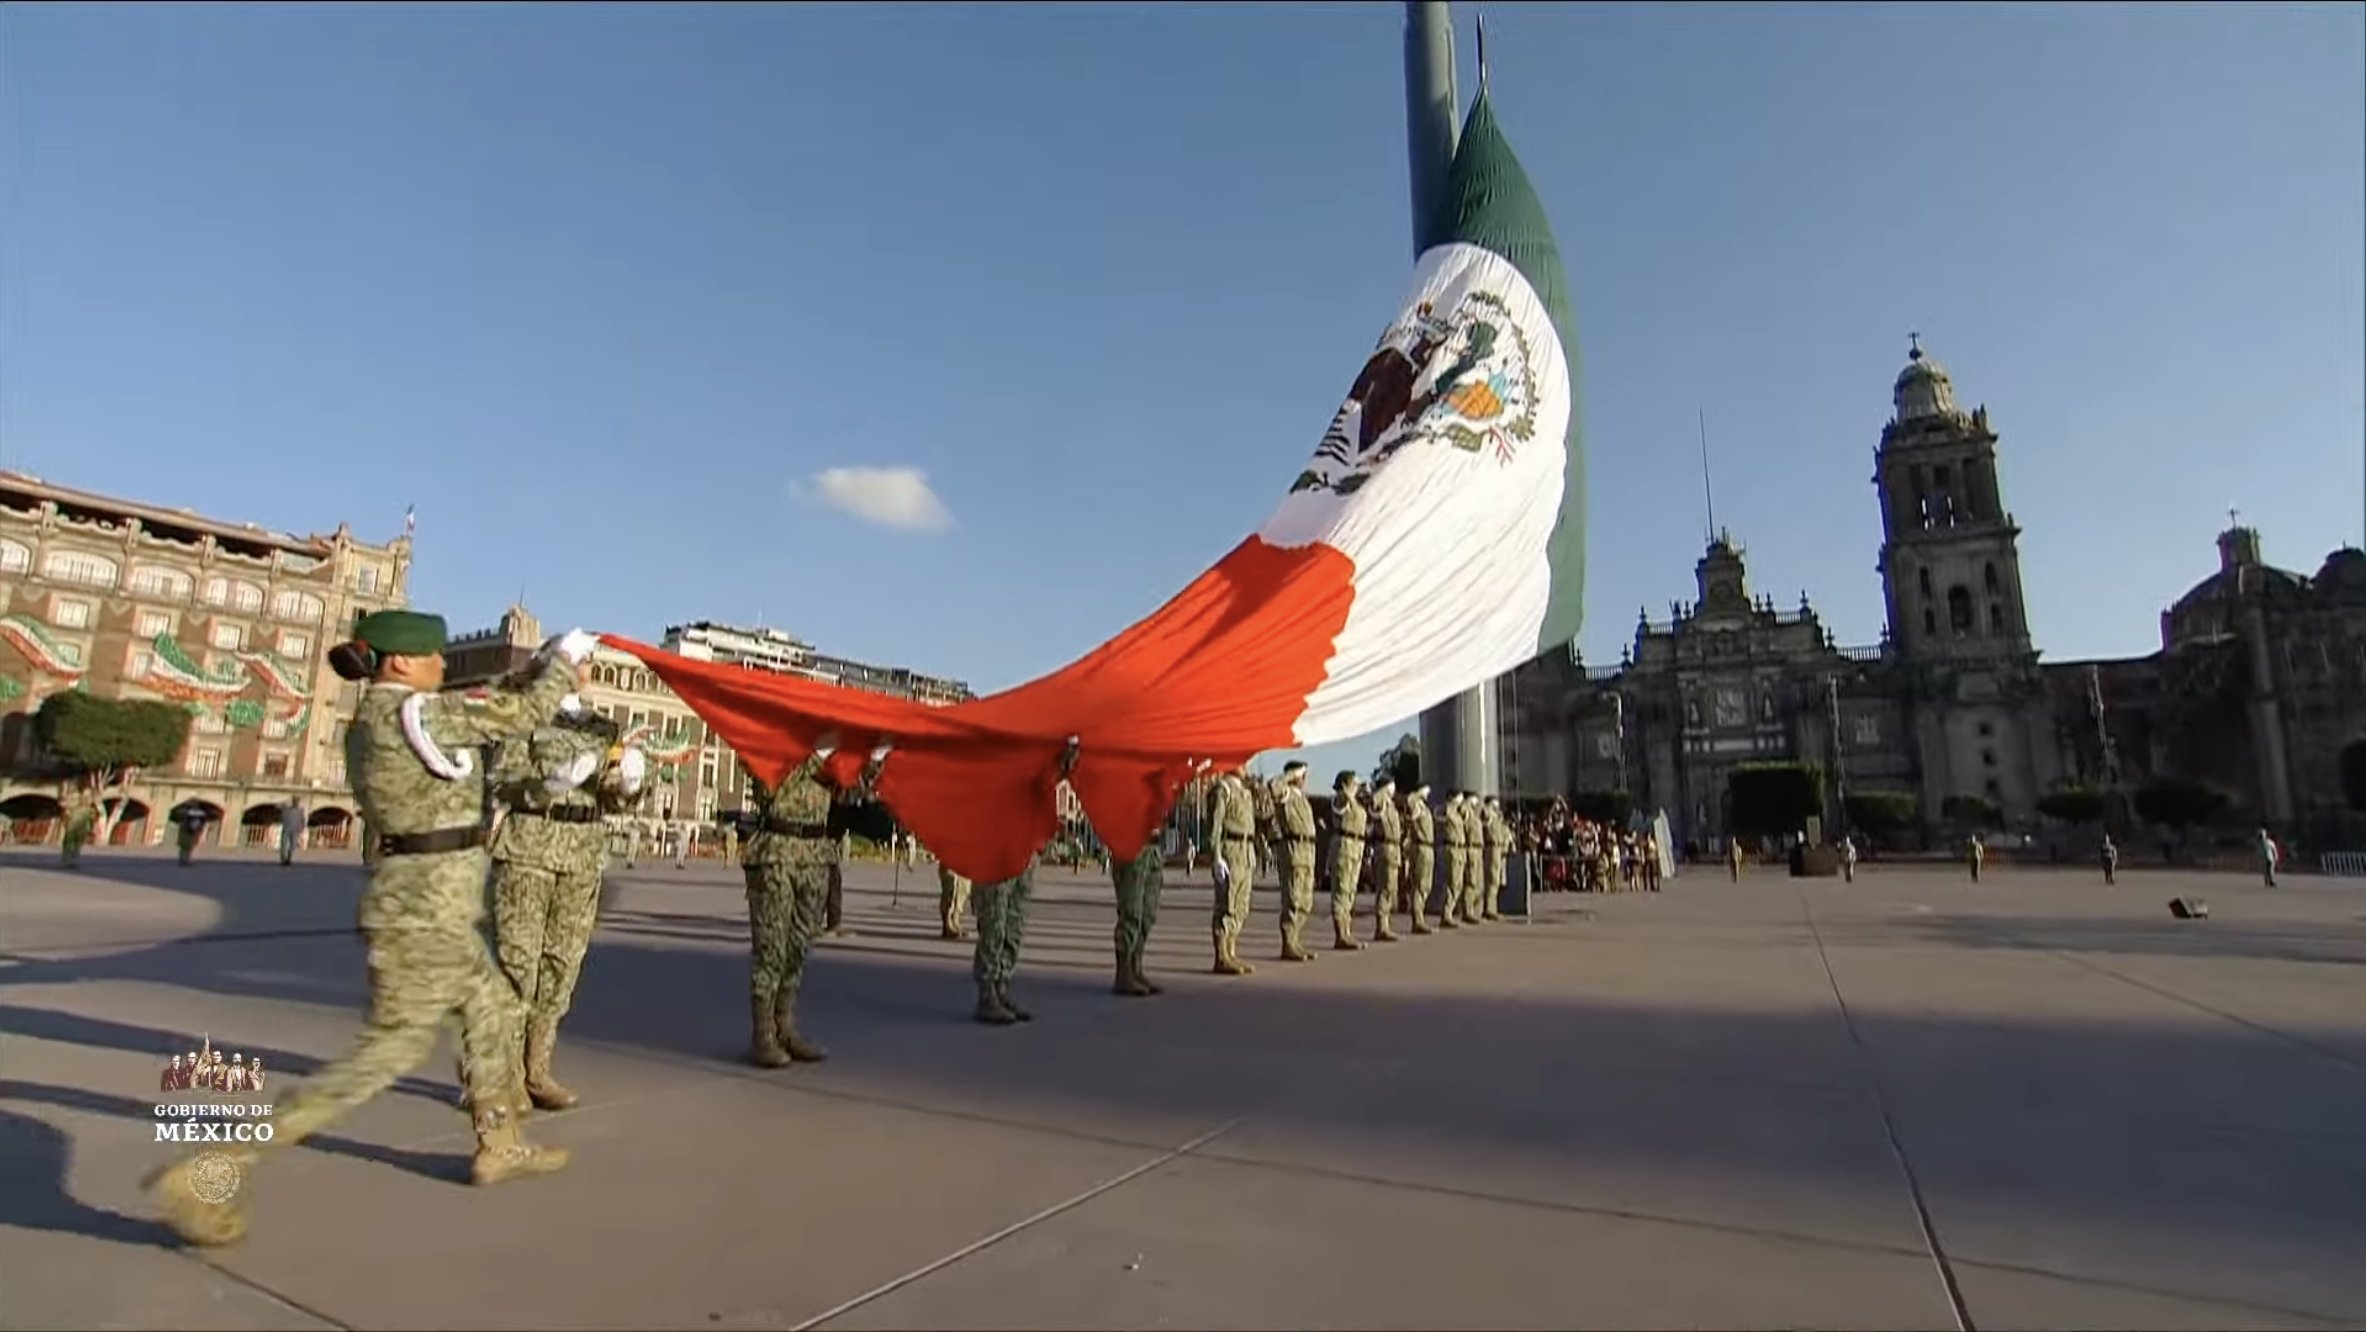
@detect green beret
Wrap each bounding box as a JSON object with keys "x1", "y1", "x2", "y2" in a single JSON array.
[{"x1": 353, "y1": 609, "x2": 448, "y2": 657}]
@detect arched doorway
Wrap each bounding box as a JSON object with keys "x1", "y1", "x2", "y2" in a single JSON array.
[
  {"x1": 307, "y1": 804, "x2": 355, "y2": 850},
  {"x1": 104, "y1": 796, "x2": 152, "y2": 846},
  {"x1": 2, "y1": 792, "x2": 62, "y2": 844},
  {"x1": 239, "y1": 802, "x2": 282, "y2": 849}
]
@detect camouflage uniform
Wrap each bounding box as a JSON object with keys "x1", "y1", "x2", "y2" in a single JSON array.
[
  {"x1": 485, "y1": 707, "x2": 641, "y2": 1108},
  {"x1": 1274, "y1": 770, "x2": 1319, "y2": 961},
  {"x1": 973, "y1": 854, "x2": 1038, "y2": 1023},
  {"x1": 1327, "y1": 773, "x2": 1368, "y2": 950},
  {"x1": 147, "y1": 615, "x2": 582, "y2": 1249},
  {"x1": 937, "y1": 862, "x2": 973, "y2": 940},
  {"x1": 741, "y1": 756, "x2": 835, "y2": 1067},
  {"x1": 1435, "y1": 795, "x2": 1465, "y2": 926},
  {"x1": 60, "y1": 799, "x2": 95, "y2": 868},
  {"x1": 1206, "y1": 770, "x2": 1258, "y2": 975},
  {"x1": 1481, "y1": 798, "x2": 1511, "y2": 920},
  {"x1": 1368, "y1": 780, "x2": 1404, "y2": 942},
  {"x1": 1111, "y1": 838, "x2": 1164, "y2": 997},
  {"x1": 1405, "y1": 787, "x2": 1438, "y2": 933}
]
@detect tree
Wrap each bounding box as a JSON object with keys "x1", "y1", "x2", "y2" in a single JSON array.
[
  {"x1": 2133, "y1": 776, "x2": 2230, "y2": 836},
  {"x1": 30, "y1": 693, "x2": 193, "y2": 843},
  {"x1": 2035, "y1": 786, "x2": 2107, "y2": 826},
  {"x1": 1844, "y1": 790, "x2": 1917, "y2": 836},
  {"x1": 2342, "y1": 738, "x2": 2366, "y2": 814},
  {"x1": 1727, "y1": 763, "x2": 1823, "y2": 839},
  {"x1": 1941, "y1": 794, "x2": 2003, "y2": 830},
  {"x1": 1568, "y1": 789, "x2": 1632, "y2": 824},
  {"x1": 1374, "y1": 733, "x2": 1421, "y2": 792}
]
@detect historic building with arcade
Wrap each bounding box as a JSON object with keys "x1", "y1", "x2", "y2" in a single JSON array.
[
  {"x1": 0, "y1": 471, "x2": 411, "y2": 847},
  {"x1": 1499, "y1": 342, "x2": 2366, "y2": 849}
]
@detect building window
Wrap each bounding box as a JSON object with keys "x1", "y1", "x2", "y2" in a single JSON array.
[
  {"x1": 1947, "y1": 586, "x2": 1974, "y2": 635},
  {"x1": 1916, "y1": 568, "x2": 1932, "y2": 598},
  {"x1": 188, "y1": 749, "x2": 224, "y2": 778},
  {"x1": 129, "y1": 566, "x2": 194, "y2": 599},
  {"x1": 1989, "y1": 603, "x2": 2005, "y2": 633},
  {"x1": 1852, "y1": 715, "x2": 1880, "y2": 746},
  {"x1": 210, "y1": 622, "x2": 246, "y2": 651},
  {"x1": 0, "y1": 539, "x2": 27, "y2": 573},
  {"x1": 1984, "y1": 777, "x2": 2001, "y2": 798},
  {"x1": 41, "y1": 550, "x2": 118, "y2": 588},
  {"x1": 51, "y1": 598, "x2": 93, "y2": 629},
  {"x1": 1983, "y1": 562, "x2": 2000, "y2": 594},
  {"x1": 1977, "y1": 721, "x2": 1993, "y2": 737},
  {"x1": 126, "y1": 647, "x2": 156, "y2": 678},
  {"x1": 1922, "y1": 607, "x2": 1937, "y2": 635},
  {"x1": 270, "y1": 589, "x2": 324, "y2": 623},
  {"x1": 135, "y1": 609, "x2": 173, "y2": 638},
  {"x1": 261, "y1": 752, "x2": 290, "y2": 778},
  {"x1": 321, "y1": 758, "x2": 346, "y2": 787},
  {"x1": 53, "y1": 640, "x2": 84, "y2": 667},
  {"x1": 355, "y1": 565, "x2": 382, "y2": 594},
  {"x1": 195, "y1": 711, "x2": 230, "y2": 735},
  {"x1": 1981, "y1": 749, "x2": 1997, "y2": 768},
  {"x1": 278, "y1": 631, "x2": 310, "y2": 659}
]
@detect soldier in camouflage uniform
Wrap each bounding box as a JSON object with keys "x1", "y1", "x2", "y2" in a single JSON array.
[
  {"x1": 974, "y1": 848, "x2": 1041, "y2": 1023},
  {"x1": 1111, "y1": 826, "x2": 1165, "y2": 997},
  {"x1": 1327, "y1": 770, "x2": 1369, "y2": 950},
  {"x1": 1273, "y1": 762, "x2": 1319, "y2": 962},
  {"x1": 1368, "y1": 776, "x2": 1403, "y2": 942},
  {"x1": 1445, "y1": 792, "x2": 1478, "y2": 927},
  {"x1": 741, "y1": 754, "x2": 838, "y2": 1067},
  {"x1": 1404, "y1": 783, "x2": 1438, "y2": 933},
  {"x1": 147, "y1": 610, "x2": 588, "y2": 1248},
  {"x1": 484, "y1": 701, "x2": 649, "y2": 1108},
  {"x1": 1481, "y1": 796, "x2": 1511, "y2": 921},
  {"x1": 937, "y1": 859, "x2": 972, "y2": 941},
  {"x1": 1206, "y1": 765, "x2": 1258, "y2": 976}
]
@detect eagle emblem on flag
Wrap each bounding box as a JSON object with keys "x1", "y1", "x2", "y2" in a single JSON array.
[{"x1": 1297, "y1": 286, "x2": 1542, "y2": 497}]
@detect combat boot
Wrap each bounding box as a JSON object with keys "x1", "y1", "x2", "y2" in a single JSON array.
[
  {"x1": 1132, "y1": 955, "x2": 1164, "y2": 995},
  {"x1": 1373, "y1": 910, "x2": 1400, "y2": 943},
  {"x1": 774, "y1": 1002, "x2": 829, "y2": 1063},
  {"x1": 750, "y1": 997, "x2": 792, "y2": 1068},
  {"x1": 1212, "y1": 931, "x2": 1255, "y2": 975},
  {"x1": 523, "y1": 1028, "x2": 579, "y2": 1110},
  {"x1": 975, "y1": 985, "x2": 1019, "y2": 1025},
  {"x1": 1001, "y1": 986, "x2": 1034, "y2": 1022},
  {"x1": 144, "y1": 1150, "x2": 252, "y2": 1248},
  {"x1": 1331, "y1": 921, "x2": 1365, "y2": 951},
  {"x1": 1113, "y1": 951, "x2": 1154, "y2": 996},
  {"x1": 470, "y1": 1106, "x2": 570, "y2": 1186},
  {"x1": 1278, "y1": 923, "x2": 1315, "y2": 962}
]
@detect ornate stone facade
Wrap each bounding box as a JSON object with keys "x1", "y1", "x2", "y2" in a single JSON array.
[
  {"x1": 0, "y1": 470, "x2": 410, "y2": 846},
  {"x1": 1499, "y1": 342, "x2": 2366, "y2": 847}
]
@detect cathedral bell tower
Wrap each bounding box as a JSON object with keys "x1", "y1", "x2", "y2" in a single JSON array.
[{"x1": 1871, "y1": 336, "x2": 2052, "y2": 821}]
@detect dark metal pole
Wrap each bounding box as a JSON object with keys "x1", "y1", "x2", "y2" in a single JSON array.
[{"x1": 1406, "y1": 1, "x2": 1498, "y2": 803}]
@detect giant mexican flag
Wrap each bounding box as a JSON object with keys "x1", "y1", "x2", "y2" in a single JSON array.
[{"x1": 605, "y1": 89, "x2": 1582, "y2": 884}]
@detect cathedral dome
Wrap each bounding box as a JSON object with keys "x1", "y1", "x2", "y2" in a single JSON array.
[{"x1": 1892, "y1": 337, "x2": 1965, "y2": 425}]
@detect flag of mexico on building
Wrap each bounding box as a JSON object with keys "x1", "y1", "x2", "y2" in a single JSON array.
[{"x1": 605, "y1": 89, "x2": 1584, "y2": 884}]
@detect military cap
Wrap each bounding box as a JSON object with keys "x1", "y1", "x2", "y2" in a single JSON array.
[
  {"x1": 1374, "y1": 775, "x2": 1397, "y2": 790},
  {"x1": 1334, "y1": 769, "x2": 1359, "y2": 789},
  {"x1": 352, "y1": 609, "x2": 448, "y2": 657},
  {"x1": 1282, "y1": 760, "x2": 1309, "y2": 777}
]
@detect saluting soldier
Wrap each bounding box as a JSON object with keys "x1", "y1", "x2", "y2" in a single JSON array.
[
  {"x1": 1481, "y1": 796, "x2": 1512, "y2": 921},
  {"x1": 1404, "y1": 783, "x2": 1439, "y2": 934},
  {"x1": 1273, "y1": 762, "x2": 1320, "y2": 962},
  {"x1": 1327, "y1": 771, "x2": 1369, "y2": 950},
  {"x1": 1439, "y1": 793, "x2": 1470, "y2": 927},
  {"x1": 147, "y1": 611, "x2": 592, "y2": 1248},
  {"x1": 1368, "y1": 776, "x2": 1404, "y2": 942},
  {"x1": 1206, "y1": 765, "x2": 1259, "y2": 976}
]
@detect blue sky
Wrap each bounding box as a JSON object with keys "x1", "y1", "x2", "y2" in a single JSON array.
[{"x1": 5, "y1": 2, "x2": 2361, "y2": 789}]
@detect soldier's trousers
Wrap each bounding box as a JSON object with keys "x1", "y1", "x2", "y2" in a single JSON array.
[
  {"x1": 1406, "y1": 845, "x2": 1437, "y2": 924},
  {"x1": 1328, "y1": 840, "x2": 1364, "y2": 931},
  {"x1": 1113, "y1": 854, "x2": 1161, "y2": 968},
  {"x1": 1481, "y1": 852, "x2": 1504, "y2": 916},
  {"x1": 490, "y1": 860, "x2": 603, "y2": 1062},
  {"x1": 973, "y1": 871, "x2": 1032, "y2": 993},
  {"x1": 257, "y1": 851, "x2": 525, "y2": 1158},
  {"x1": 1374, "y1": 853, "x2": 1404, "y2": 929},
  {"x1": 744, "y1": 860, "x2": 828, "y2": 1020},
  {"x1": 1210, "y1": 837, "x2": 1256, "y2": 956},
  {"x1": 1279, "y1": 856, "x2": 1317, "y2": 949},
  {"x1": 938, "y1": 867, "x2": 972, "y2": 935},
  {"x1": 1442, "y1": 848, "x2": 1468, "y2": 919}
]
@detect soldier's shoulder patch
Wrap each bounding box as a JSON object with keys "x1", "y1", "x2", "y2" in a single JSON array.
[{"x1": 459, "y1": 689, "x2": 493, "y2": 708}]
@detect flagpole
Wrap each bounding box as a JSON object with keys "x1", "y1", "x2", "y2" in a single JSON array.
[{"x1": 1406, "y1": 1, "x2": 1500, "y2": 807}]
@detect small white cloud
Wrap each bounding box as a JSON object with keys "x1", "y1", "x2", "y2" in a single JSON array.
[{"x1": 802, "y1": 466, "x2": 954, "y2": 533}]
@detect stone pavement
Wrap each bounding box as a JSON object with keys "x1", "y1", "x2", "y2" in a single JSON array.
[{"x1": 4, "y1": 848, "x2": 2364, "y2": 1330}]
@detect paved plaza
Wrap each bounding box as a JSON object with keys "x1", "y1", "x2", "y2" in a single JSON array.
[{"x1": 3, "y1": 848, "x2": 2364, "y2": 1330}]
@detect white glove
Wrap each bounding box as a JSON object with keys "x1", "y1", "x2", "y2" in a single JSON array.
[
  {"x1": 616, "y1": 746, "x2": 648, "y2": 795},
  {"x1": 1213, "y1": 857, "x2": 1230, "y2": 883},
  {"x1": 544, "y1": 750, "x2": 600, "y2": 794},
  {"x1": 551, "y1": 628, "x2": 599, "y2": 665},
  {"x1": 557, "y1": 692, "x2": 588, "y2": 718}
]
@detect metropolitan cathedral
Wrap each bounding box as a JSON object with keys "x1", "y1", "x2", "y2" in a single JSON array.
[{"x1": 1500, "y1": 340, "x2": 2366, "y2": 848}]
